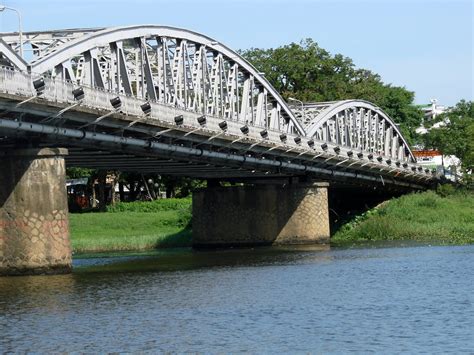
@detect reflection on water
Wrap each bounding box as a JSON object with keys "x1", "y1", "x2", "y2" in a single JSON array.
[{"x1": 1, "y1": 244, "x2": 473, "y2": 353}]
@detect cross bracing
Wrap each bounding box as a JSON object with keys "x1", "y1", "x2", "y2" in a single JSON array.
[{"x1": 0, "y1": 25, "x2": 436, "y2": 189}]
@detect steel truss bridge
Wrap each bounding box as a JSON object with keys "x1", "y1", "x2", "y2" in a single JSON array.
[{"x1": 0, "y1": 25, "x2": 436, "y2": 190}]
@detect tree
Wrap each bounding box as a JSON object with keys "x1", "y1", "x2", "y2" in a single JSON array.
[
  {"x1": 240, "y1": 39, "x2": 424, "y2": 144},
  {"x1": 66, "y1": 167, "x2": 95, "y2": 179},
  {"x1": 423, "y1": 100, "x2": 474, "y2": 174}
]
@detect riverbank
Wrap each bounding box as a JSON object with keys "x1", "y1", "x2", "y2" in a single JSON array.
[
  {"x1": 332, "y1": 190, "x2": 474, "y2": 246},
  {"x1": 69, "y1": 198, "x2": 192, "y2": 253},
  {"x1": 69, "y1": 190, "x2": 474, "y2": 253}
]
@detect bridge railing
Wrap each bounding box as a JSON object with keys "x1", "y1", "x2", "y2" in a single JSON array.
[
  {"x1": 0, "y1": 67, "x2": 435, "y2": 181},
  {"x1": 0, "y1": 66, "x2": 34, "y2": 96}
]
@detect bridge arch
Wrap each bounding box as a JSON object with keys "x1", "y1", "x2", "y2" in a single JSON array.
[
  {"x1": 25, "y1": 25, "x2": 305, "y2": 135},
  {"x1": 302, "y1": 100, "x2": 416, "y2": 162}
]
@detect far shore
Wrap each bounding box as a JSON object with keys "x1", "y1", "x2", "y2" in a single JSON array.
[{"x1": 69, "y1": 190, "x2": 474, "y2": 254}]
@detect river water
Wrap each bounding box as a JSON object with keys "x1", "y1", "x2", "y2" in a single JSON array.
[{"x1": 1, "y1": 244, "x2": 473, "y2": 353}]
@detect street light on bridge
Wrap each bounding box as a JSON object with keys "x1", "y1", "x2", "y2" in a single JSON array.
[
  {"x1": 0, "y1": 5, "x2": 23, "y2": 59},
  {"x1": 288, "y1": 97, "x2": 305, "y2": 124}
]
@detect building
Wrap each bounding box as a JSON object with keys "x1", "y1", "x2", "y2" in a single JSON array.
[{"x1": 416, "y1": 99, "x2": 449, "y2": 134}]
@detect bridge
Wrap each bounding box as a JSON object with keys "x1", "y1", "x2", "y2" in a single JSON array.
[{"x1": 0, "y1": 25, "x2": 437, "y2": 275}]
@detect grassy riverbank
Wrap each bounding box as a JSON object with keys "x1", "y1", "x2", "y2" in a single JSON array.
[
  {"x1": 69, "y1": 198, "x2": 192, "y2": 253},
  {"x1": 70, "y1": 189, "x2": 474, "y2": 253},
  {"x1": 332, "y1": 190, "x2": 474, "y2": 246}
]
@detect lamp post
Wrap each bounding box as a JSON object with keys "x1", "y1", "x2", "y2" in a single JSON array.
[
  {"x1": 0, "y1": 5, "x2": 23, "y2": 58},
  {"x1": 288, "y1": 97, "x2": 305, "y2": 124}
]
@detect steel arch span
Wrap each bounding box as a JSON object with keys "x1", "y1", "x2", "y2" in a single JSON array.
[
  {"x1": 291, "y1": 100, "x2": 416, "y2": 163},
  {"x1": 1, "y1": 25, "x2": 305, "y2": 135},
  {"x1": 0, "y1": 24, "x2": 434, "y2": 186}
]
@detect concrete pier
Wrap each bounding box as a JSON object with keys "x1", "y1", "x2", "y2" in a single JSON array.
[
  {"x1": 193, "y1": 183, "x2": 330, "y2": 247},
  {"x1": 0, "y1": 148, "x2": 72, "y2": 276}
]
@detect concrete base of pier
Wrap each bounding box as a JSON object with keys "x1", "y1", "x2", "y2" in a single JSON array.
[
  {"x1": 0, "y1": 148, "x2": 72, "y2": 276},
  {"x1": 192, "y1": 183, "x2": 330, "y2": 247}
]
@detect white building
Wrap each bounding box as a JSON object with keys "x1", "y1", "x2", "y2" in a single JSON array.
[{"x1": 416, "y1": 99, "x2": 449, "y2": 134}]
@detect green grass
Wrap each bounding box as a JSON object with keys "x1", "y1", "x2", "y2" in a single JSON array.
[
  {"x1": 332, "y1": 190, "x2": 474, "y2": 246},
  {"x1": 70, "y1": 191, "x2": 474, "y2": 254},
  {"x1": 70, "y1": 198, "x2": 192, "y2": 253}
]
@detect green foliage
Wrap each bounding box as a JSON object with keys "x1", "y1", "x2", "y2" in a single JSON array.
[
  {"x1": 107, "y1": 197, "x2": 191, "y2": 213},
  {"x1": 332, "y1": 191, "x2": 474, "y2": 245},
  {"x1": 423, "y1": 100, "x2": 474, "y2": 172},
  {"x1": 240, "y1": 39, "x2": 423, "y2": 144},
  {"x1": 66, "y1": 167, "x2": 96, "y2": 179},
  {"x1": 436, "y1": 184, "x2": 456, "y2": 197},
  {"x1": 70, "y1": 199, "x2": 193, "y2": 253}
]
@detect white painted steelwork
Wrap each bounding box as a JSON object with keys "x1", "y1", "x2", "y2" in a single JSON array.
[{"x1": 0, "y1": 25, "x2": 435, "y2": 186}]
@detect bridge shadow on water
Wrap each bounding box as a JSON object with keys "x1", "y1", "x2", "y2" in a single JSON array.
[{"x1": 72, "y1": 243, "x2": 332, "y2": 275}]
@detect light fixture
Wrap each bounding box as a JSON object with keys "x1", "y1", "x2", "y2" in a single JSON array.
[
  {"x1": 403, "y1": 162, "x2": 408, "y2": 168},
  {"x1": 174, "y1": 115, "x2": 184, "y2": 125},
  {"x1": 240, "y1": 125, "x2": 249, "y2": 135},
  {"x1": 357, "y1": 152, "x2": 363, "y2": 159},
  {"x1": 140, "y1": 102, "x2": 152, "y2": 115},
  {"x1": 411, "y1": 166, "x2": 417, "y2": 171},
  {"x1": 280, "y1": 133, "x2": 287, "y2": 142},
  {"x1": 33, "y1": 78, "x2": 45, "y2": 95},
  {"x1": 307, "y1": 139, "x2": 315, "y2": 148},
  {"x1": 321, "y1": 143, "x2": 328, "y2": 151},
  {"x1": 197, "y1": 115, "x2": 207, "y2": 126},
  {"x1": 424, "y1": 168, "x2": 430, "y2": 173},
  {"x1": 219, "y1": 120, "x2": 228, "y2": 131},
  {"x1": 377, "y1": 156, "x2": 383, "y2": 162},
  {"x1": 334, "y1": 146, "x2": 341, "y2": 154},
  {"x1": 347, "y1": 151, "x2": 354, "y2": 157},
  {"x1": 110, "y1": 96, "x2": 122, "y2": 109},
  {"x1": 72, "y1": 87, "x2": 85, "y2": 101},
  {"x1": 418, "y1": 166, "x2": 423, "y2": 171},
  {"x1": 395, "y1": 161, "x2": 401, "y2": 166},
  {"x1": 294, "y1": 136, "x2": 301, "y2": 145},
  {"x1": 368, "y1": 153, "x2": 374, "y2": 160},
  {"x1": 386, "y1": 159, "x2": 392, "y2": 165},
  {"x1": 260, "y1": 129, "x2": 268, "y2": 139}
]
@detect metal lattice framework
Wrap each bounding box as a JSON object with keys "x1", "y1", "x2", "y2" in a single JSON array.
[
  {"x1": 291, "y1": 100, "x2": 416, "y2": 162},
  {"x1": 0, "y1": 25, "x2": 305, "y2": 135},
  {"x1": 0, "y1": 25, "x2": 435, "y2": 188}
]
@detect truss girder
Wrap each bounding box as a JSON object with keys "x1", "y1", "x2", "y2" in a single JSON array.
[
  {"x1": 6, "y1": 25, "x2": 304, "y2": 135},
  {"x1": 303, "y1": 100, "x2": 416, "y2": 163},
  {"x1": 0, "y1": 25, "x2": 424, "y2": 178}
]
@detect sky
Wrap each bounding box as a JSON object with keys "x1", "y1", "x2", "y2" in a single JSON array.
[{"x1": 0, "y1": 0, "x2": 472, "y2": 106}]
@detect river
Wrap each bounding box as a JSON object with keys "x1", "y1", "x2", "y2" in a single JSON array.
[{"x1": 1, "y1": 244, "x2": 473, "y2": 353}]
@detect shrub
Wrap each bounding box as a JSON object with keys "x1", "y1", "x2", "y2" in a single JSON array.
[
  {"x1": 107, "y1": 198, "x2": 191, "y2": 213},
  {"x1": 436, "y1": 183, "x2": 456, "y2": 197}
]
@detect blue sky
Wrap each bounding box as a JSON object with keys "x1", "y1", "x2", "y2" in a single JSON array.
[{"x1": 0, "y1": 0, "x2": 472, "y2": 106}]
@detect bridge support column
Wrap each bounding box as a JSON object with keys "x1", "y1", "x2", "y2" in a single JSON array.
[
  {"x1": 193, "y1": 183, "x2": 330, "y2": 247},
  {"x1": 0, "y1": 148, "x2": 72, "y2": 276}
]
